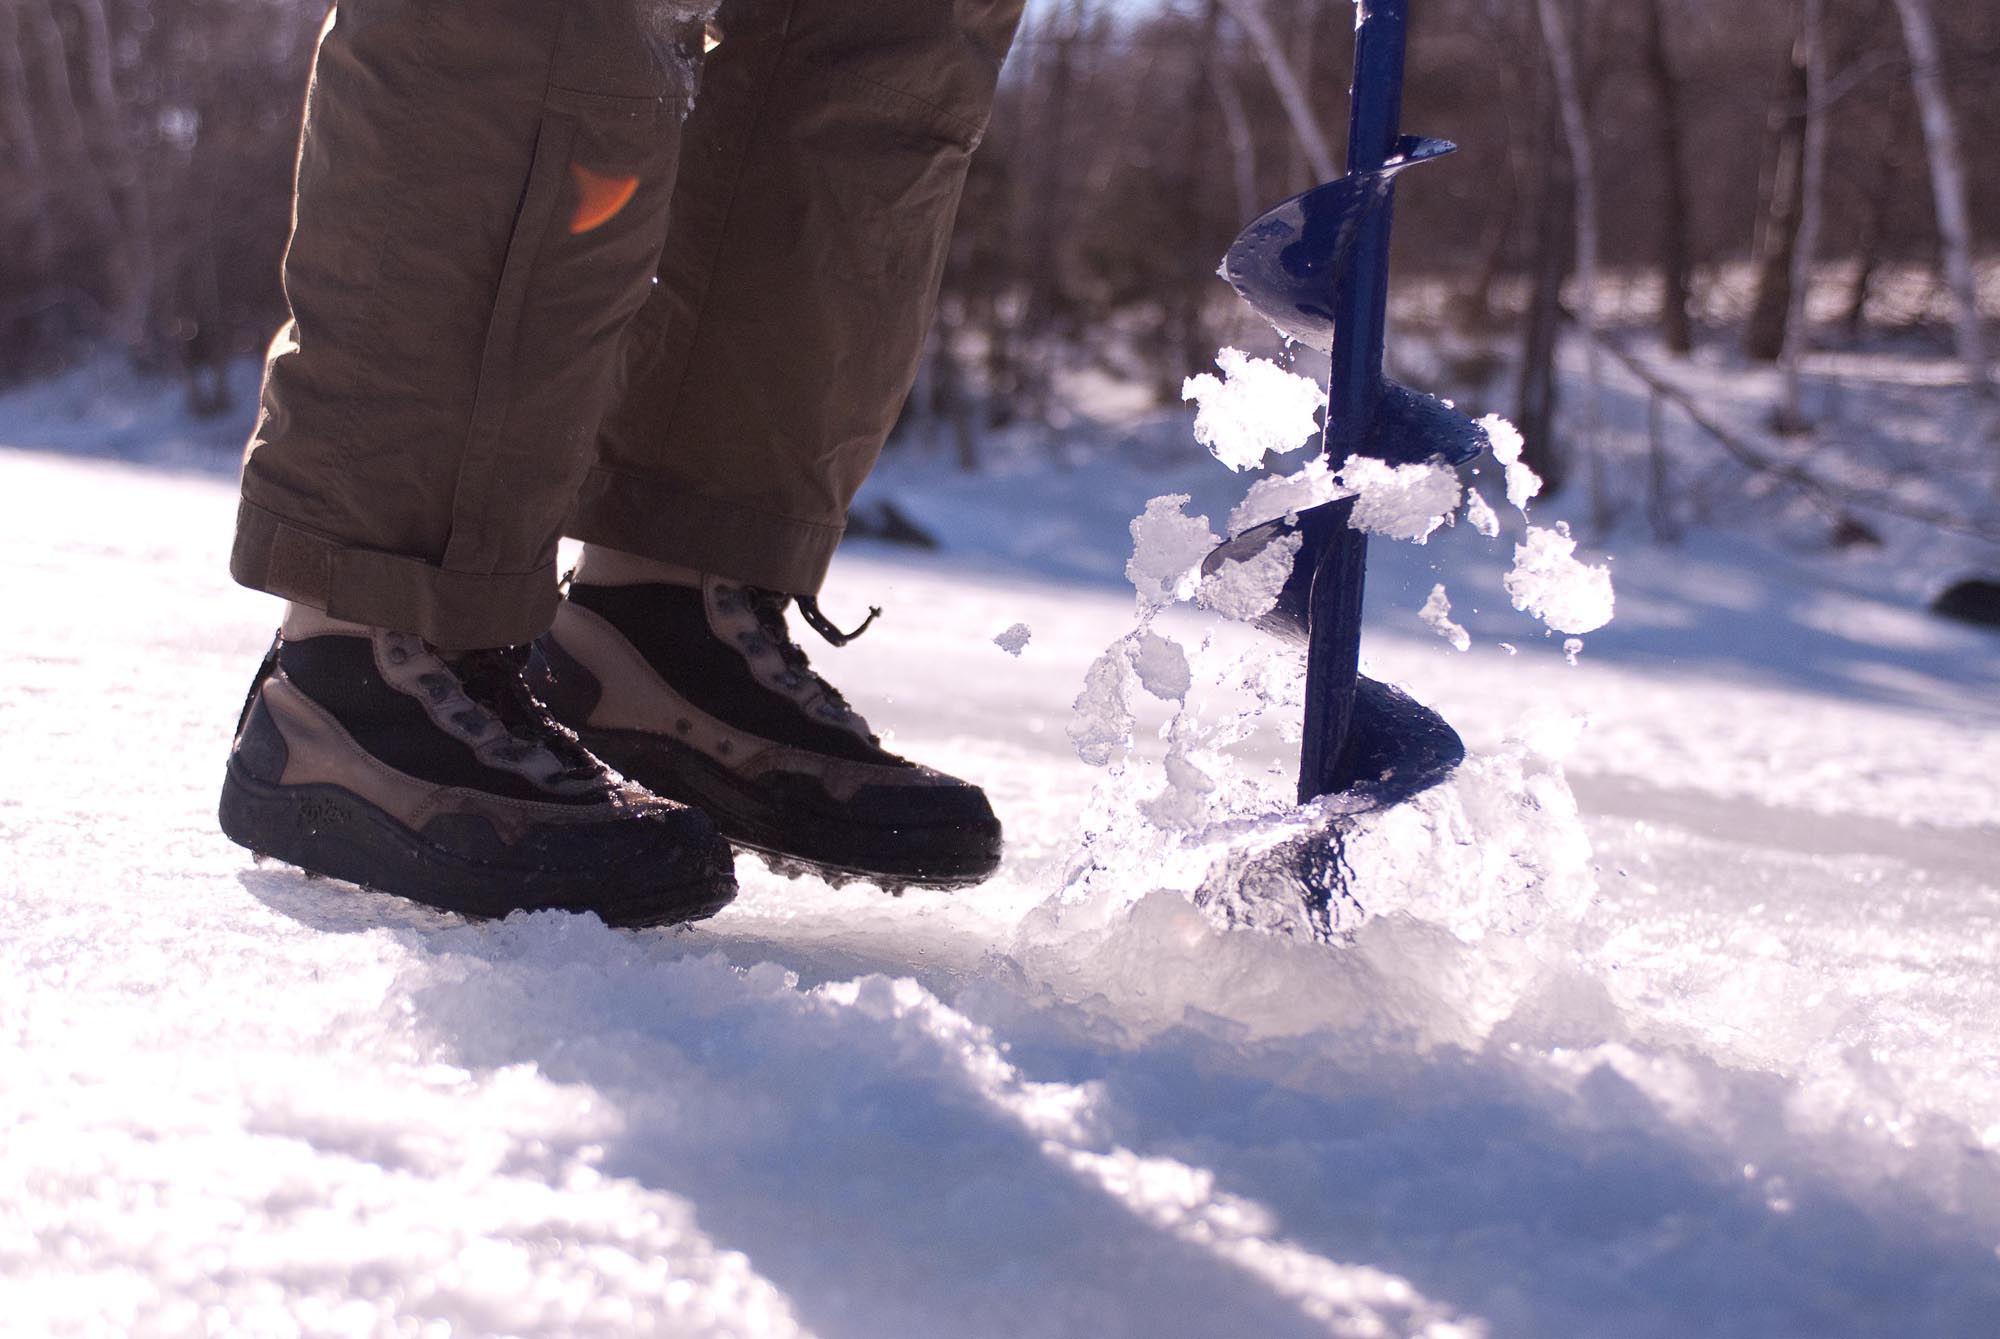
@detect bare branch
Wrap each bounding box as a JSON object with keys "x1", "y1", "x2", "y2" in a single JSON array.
[
  {"x1": 1216, "y1": 0, "x2": 1337, "y2": 182},
  {"x1": 1889, "y1": 0, "x2": 1992, "y2": 397},
  {"x1": 1580, "y1": 318, "x2": 2000, "y2": 542}
]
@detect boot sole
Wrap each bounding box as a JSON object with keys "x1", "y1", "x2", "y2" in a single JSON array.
[
  {"x1": 576, "y1": 726, "x2": 1002, "y2": 891},
  {"x1": 737, "y1": 843, "x2": 996, "y2": 895},
  {"x1": 219, "y1": 761, "x2": 736, "y2": 928}
]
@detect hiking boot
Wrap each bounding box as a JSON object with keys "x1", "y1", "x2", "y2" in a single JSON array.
[
  {"x1": 218, "y1": 610, "x2": 737, "y2": 926},
  {"x1": 527, "y1": 574, "x2": 1003, "y2": 889}
]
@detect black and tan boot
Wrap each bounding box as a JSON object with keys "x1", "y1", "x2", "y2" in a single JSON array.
[
  {"x1": 219, "y1": 608, "x2": 737, "y2": 926},
  {"x1": 527, "y1": 558, "x2": 1003, "y2": 890}
]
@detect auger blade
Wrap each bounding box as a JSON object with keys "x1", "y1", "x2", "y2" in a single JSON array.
[
  {"x1": 1203, "y1": 500, "x2": 1347, "y2": 648},
  {"x1": 1220, "y1": 136, "x2": 1456, "y2": 351},
  {"x1": 1200, "y1": 381, "x2": 1494, "y2": 644}
]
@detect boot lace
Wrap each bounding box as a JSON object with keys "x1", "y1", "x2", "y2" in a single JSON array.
[
  {"x1": 740, "y1": 588, "x2": 881, "y2": 724},
  {"x1": 443, "y1": 645, "x2": 605, "y2": 785}
]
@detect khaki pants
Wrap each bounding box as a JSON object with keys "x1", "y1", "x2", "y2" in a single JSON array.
[{"x1": 232, "y1": 0, "x2": 1023, "y2": 649}]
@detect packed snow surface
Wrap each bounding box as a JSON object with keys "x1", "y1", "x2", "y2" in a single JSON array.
[{"x1": 5, "y1": 427, "x2": 2000, "y2": 1337}]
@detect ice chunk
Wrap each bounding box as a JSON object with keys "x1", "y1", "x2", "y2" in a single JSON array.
[
  {"x1": 1465, "y1": 486, "x2": 1500, "y2": 538},
  {"x1": 1126, "y1": 495, "x2": 1219, "y2": 607},
  {"x1": 1130, "y1": 630, "x2": 1192, "y2": 702},
  {"x1": 1227, "y1": 456, "x2": 1346, "y2": 533},
  {"x1": 1420, "y1": 584, "x2": 1471, "y2": 652},
  {"x1": 1335, "y1": 455, "x2": 1463, "y2": 544},
  {"x1": 1198, "y1": 527, "x2": 1301, "y2": 622},
  {"x1": 1480, "y1": 413, "x2": 1542, "y2": 513},
  {"x1": 1140, "y1": 733, "x2": 1217, "y2": 832},
  {"x1": 1069, "y1": 641, "x2": 1135, "y2": 766},
  {"x1": 1182, "y1": 348, "x2": 1323, "y2": 471},
  {"x1": 1504, "y1": 522, "x2": 1615, "y2": 634},
  {"x1": 993, "y1": 622, "x2": 1032, "y2": 656}
]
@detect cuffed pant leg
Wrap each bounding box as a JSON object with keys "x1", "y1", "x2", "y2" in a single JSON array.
[
  {"x1": 571, "y1": 0, "x2": 1026, "y2": 594},
  {"x1": 232, "y1": 0, "x2": 708, "y2": 648}
]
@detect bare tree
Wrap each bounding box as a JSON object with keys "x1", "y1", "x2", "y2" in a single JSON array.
[
  {"x1": 15, "y1": 0, "x2": 132, "y2": 329},
  {"x1": 1745, "y1": 13, "x2": 1809, "y2": 363},
  {"x1": 1218, "y1": 0, "x2": 1337, "y2": 182},
  {"x1": 1776, "y1": 0, "x2": 1828, "y2": 432},
  {"x1": 0, "y1": 0, "x2": 53, "y2": 286},
  {"x1": 1514, "y1": 52, "x2": 1571, "y2": 496},
  {"x1": 1889, "y1": 0, "x2": 1991, "y2": 395},
  {"x1": 1206, "y1": 38, "x2": 1260, "y2": 227},
  {"x1": 71, "y1": 0, "x2": 153, "y2": 351},
  {"x1": 1536, "y1": 0, "x2": 1610, "y2": 527},
  {"x1": 1640, "y1": 0, "x2": 1695, "y2": 354},
  {"x1": 1016, "y1": 0, "x2": 1090, "y2": 427}
]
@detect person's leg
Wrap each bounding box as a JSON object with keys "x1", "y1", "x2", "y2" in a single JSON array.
[
  {"x1": 220, "y1": 0, "x2": 737, "y2": 922},
  {"x1": 232, "y1": 0, "x2": 708, "y2": 650},
  {"x1": 569, "y1": 0, "x2": 1027, "y2": 593},
  {"x1": 538, "y1": 0, "x2": 1026, "y2": 888}
]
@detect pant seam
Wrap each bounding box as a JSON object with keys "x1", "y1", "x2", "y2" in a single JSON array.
[
  {"x1": 634, "y1": 0, "x2": 807, "y2": 446},
  {"x1": 439, "y1": 0, "x2": 576, "y2": 571}
]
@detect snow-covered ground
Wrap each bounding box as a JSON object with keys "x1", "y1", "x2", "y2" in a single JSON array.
[{"x1": 4, "y1": 354, "x2": 2000, "y2": 1336}]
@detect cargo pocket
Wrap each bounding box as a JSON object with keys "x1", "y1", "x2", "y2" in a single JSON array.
[{"x1": 445, "y1": 10, "x2": 701, "y2": 576}]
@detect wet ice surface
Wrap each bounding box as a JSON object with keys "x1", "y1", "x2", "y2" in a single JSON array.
[{"x1": 5, "y1": 445, "x2": 2000, "y2": 1338}]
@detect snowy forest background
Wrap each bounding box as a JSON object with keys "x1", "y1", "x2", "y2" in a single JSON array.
[
  {"x1": 4, "y1": 0, "x2": 1997, "y2": 499},
  {"x1": 0, "y1": 1, "x2": 1992, "y2": 425}
]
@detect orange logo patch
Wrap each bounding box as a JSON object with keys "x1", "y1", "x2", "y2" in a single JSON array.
[{"x1": 568, "y1": 164, "x2": 640, "y2": 234}]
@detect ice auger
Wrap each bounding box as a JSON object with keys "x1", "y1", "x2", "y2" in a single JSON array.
[{"x1": 1203, "y1": 0, "x2": 1491, "y2": 808}]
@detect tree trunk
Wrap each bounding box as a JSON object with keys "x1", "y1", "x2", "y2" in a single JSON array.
[
  {"x1": 1207, "y1": 58, "x2": 1259, "y2": 230},
  {"x1": 1218, "y1": 0, "x2": 1336, "y2": 183},
  {"x1": 1842, "y1": 176, "x2": 1891, "y2": 335},
  {"x1": 1455, "y1": 0, "x2": 1530, "y2": 332},
  {"x1": 1536, "y1": 0, "x2": 1607, "y2": 527},
  {"x1": 1745, "y1": 21, "x2": 1808, "y2": 363},
  {"x1": 1640, "y1": 0, "x2": 1695, "y2": 354},
  {"x1": 1515, "y1": 58, "x2": 1571, "y2": 498},
  {"x1": 1889, "y1": 0, "x2": 1991, "y2": 395},
  {"x1": 72, "y1": 0, "x2": 154, "y2": 355},
  {"x1": 1158, "y1": 0, "x2": 1224, "y2": 405},
  {"x1": 1776, "y1": 0, "x2": 1828, "y2": 433},
  {"x1": 1018, "y1": 0, "x2": 1085, "y2": 427},
  {"x1": 1454, "y1": 196, "x2": 1514, "y2": 331},
  {"x1": 16, "y1": 0, "x2": 135, "y2": 345},
  {"x1": 0, "y1": 2, "x2": 54, "y2": 285},
  {"x1": 927, "y1": 315, "x2": 979, "y2": 472}
]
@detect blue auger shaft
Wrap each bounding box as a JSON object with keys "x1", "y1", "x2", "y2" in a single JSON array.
[{"x1": 1297, "y1": 0, "x2": 1411, "y2": 804}]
